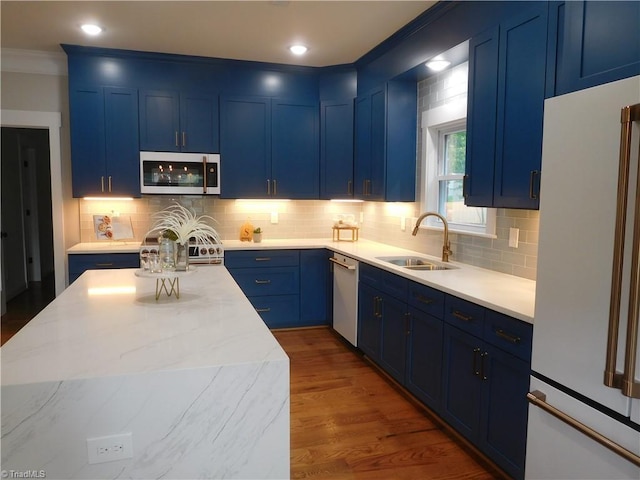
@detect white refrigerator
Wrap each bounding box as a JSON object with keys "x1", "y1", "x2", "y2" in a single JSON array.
[{"x1": 526, "y1": 75, "x2": 640, "y2": 479}]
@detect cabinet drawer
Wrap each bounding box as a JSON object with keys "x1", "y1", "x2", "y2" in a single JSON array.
[
  {"x1": 225, "y1": 250, "x2": 299, "y2": 268},
  {"x1": 483, "y1": 310, "x2": 533, "y2": 362},
  {"x1": 68, "y1": 253, "x2": 140, "y2": 273},
  {"x1": 248, "y1": 294, "x2": 300, "y2": 329},
  {"x1": 228, "y1": 267, "x2": 299, "y2": 296},
  {"x1": 359, "y1": 263, "x2": 408, "y2": 301},
  {"x1": 408, "y1": 282, "x2": 445, "y2": 319},
  {"x1": 444, "y1": 295, "x2": 485, "y2": 338}
]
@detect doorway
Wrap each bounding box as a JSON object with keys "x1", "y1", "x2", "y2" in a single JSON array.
[{"x1": 1, "y1": 127, "x2": 56, "y2": 336}]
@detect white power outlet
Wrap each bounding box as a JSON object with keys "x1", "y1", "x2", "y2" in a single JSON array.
[
  {"x1": 509, "y1": 227, "x2": 520, "y2": 248},
  {"x1": 87, "y1": 433, "x2": 133, "y2": 464}
]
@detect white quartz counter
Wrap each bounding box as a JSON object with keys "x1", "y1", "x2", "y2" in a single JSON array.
[
  {"x1": 68, "y1": 238, "x2": 536, "y2": 324},
  {"x1": 224, "y1": 238, "x2": 536, "y2": 324},
  {"x1": 1, "y1": 267, "x2": 290, "y2": 479},
  {"x1": 2, "y1": 266, "x2": 287, "y2": 386}
]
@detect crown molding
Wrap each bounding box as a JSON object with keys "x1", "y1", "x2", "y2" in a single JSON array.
[{"x1": 1, "y1": 48, "x2": 67, "y2": 76}]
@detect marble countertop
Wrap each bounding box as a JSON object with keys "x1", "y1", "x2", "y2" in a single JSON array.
[
  {"x1": 67, "y1": 237, "x2": 536, "y2": 324},
  {"x1": 1, "y1": 266, "x2": 288, "y2": 386}
]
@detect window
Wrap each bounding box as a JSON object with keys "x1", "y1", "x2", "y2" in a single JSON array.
[{"x1": 421, "y1": 102, "x2": 495, "y2": 236}]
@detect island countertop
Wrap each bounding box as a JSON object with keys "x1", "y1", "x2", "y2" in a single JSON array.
[{"x1": 1, "y1": 265, "x2": 288, "y2": 386}]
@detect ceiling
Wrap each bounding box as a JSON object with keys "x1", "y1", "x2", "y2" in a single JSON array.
[{"x1": 0, "y1": 1, "x2": 437, "y2": 68}]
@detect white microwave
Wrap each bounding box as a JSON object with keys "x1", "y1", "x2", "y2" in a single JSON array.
[{"x1": 140, "y1": 151, "x2": 220, "y2": 195}]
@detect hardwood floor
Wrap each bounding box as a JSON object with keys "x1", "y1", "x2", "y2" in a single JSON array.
[
  {"x1": 1, "y1": 275, "x2": 55, "y2": 345},
  {"x1": 273, "y1": 327, "x2": 504, "y2": 480}
]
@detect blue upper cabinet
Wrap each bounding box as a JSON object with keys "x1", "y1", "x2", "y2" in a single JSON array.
[
  {"x1": 320, "y1": 99, "x2": 354, "y2": 199},
  {"x1": 220, "y1": 96, "x2": 319, "y2": 199},
  {"x1": 70, "y1": 86, "x2": 140, "y2": 197},
  {"x1": 465, "y1": 4, "x2": 548, "y2": 209},
  {"x1": 354, "y1": 81, "x2": 416, "y2": 202},
  {"x1": 220, "y1": 96, "x2": 271, "y2": 198},
  {"x1": 555, "y1": 1, "x2": 640, "y2": 96},
  {"x1": 139, "y1": 89, "x2": 219, "y2": 153},
  {"x1": 272, "y1": 99, "x2": 319, "y2": 199}
]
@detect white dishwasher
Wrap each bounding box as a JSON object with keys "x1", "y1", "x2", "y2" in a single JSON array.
[{"x1": 330, "y1": 253, "x2": 359, "y2": 346}]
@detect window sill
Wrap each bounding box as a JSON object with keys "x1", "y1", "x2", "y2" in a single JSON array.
[{"x1": 417, "y1": 224, "x2": 497, "y2": 239}]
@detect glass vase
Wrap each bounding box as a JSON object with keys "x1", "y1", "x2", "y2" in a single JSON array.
[
  {"x1": 159, "y1": 237, "x2": 176, "y2": 271},
  {"x1": 175, "y1": 242, "x2": 189, "y2": 271}
]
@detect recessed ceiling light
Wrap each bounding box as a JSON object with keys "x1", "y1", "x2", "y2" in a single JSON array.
[
  {"x1": 81, "y1": 24, "x2": 103, "y2": 36},
  {"x1": 289, "y1": 45, "x2": 308, "y2": 55},
  {"x1": 426, "y1": 58, "x2": 451, "y2": 72}
]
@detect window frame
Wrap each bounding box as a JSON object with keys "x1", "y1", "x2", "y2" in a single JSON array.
[{"x1": 421, "y1": 101, "x2": 496, "y2": 237}]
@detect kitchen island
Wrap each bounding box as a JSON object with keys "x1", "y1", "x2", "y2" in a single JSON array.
[{"x1": 1, "y1": 267, "x2": 290, "y2": 479}]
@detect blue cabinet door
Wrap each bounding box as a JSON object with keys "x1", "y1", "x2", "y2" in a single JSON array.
[
  {"x1": 557, "y1": 1, "x2": 640, "y2": 95},
  {"x1": 354, "y1": 94, "x2": 372, "y2": 198},
  {"x1": 368, "y1": 87, "x2": 386, "y2": 200},
  {"x1": 465, "y1": 27, "x2": 499, "y2": 207},
  {"x1": 406, "y1": 306, "x2": 444, "y2": 413},
  {"x1": 320, "y1": 99, "x2": 354, "y2": 199},
  {"x1": 358, "y1": 282, "x2": 383, "y2": 363},
  {"x1": 104, "y1": 87, "x2": 140, "y2": 196},
  {"x1": 466, "y1": 5, "x2": 548, "y2": 209},
  {"x1": 139, "y1": 90, "x2": 180, "y2": 152},
  {"x1": 180, "y1": 92, "x2": 219, "y2": 153},
  {"x1": 220, "y1": 96, "x2": 271, "y2": 198},
  {"x1": 272, "y1": 99, "x2": 319, "y2": 199},
  {"x1": 70, "y1": 86, "x2": 106, "y2": 197},
  {"x1": 494, "y1": 5, "x2": 547, "y2": 209},
  {"x1": 379, "y1": 293, "x2": 408, "y2": 384},
  {"x1": 300, "y1": 249, "x2": 331, "y2": 326},
  {"x1": 442, "y1": 324, "x2": 483, "y2": 443},
  {"x1": 480, "y1": 344, "x2": 529, "y2": 480}
]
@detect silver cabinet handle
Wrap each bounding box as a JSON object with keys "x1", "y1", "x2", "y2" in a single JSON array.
[
  {"x1": 255, "y1": 307, "x2": 271, "y2": 313},
  {"x1": 108, "y1": 176, "x2": 112, "y2": 192},
  {"x1": 472, "y1": 347, "x2": 481, "y2": 376},
  {"x1": 254, "y1": 257, "x2": 271, "y2": 262},
  {"x1": 347, "y1": 180, "x2": 353, "y2": 195},
  {"x1": 182, "y1": 131, "x2": 186, "y2": 147},
  {"x1": 175, "y1": 131, "x2": 179, "y2": 147},
  {"x1": 254, "y1": 279, "x2": 271, "y2": 284},
  {"x1": 101, "y1": 176, "x2": 105, "y2": 192},
  {"x1": 528, "y1": 390, "x2": 640, "y2": 467},
  {"x1": 273, "y1": 179, "x2": 277, "y2": 196},
  {"x1": 267, "y1": 179, "x2": 271, "y2": 195}
]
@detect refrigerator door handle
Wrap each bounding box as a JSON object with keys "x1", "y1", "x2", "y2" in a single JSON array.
[
  {"x1": 605, "y1": 103, "x2": 640, "y2": 399},
  {"x1": 527, "y1": 390, "x2": 640, "y2": 467}
]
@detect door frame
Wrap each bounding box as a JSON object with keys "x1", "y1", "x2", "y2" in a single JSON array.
[{"x1": 1, "y1": 110, "x2": 65, "y2": 297}]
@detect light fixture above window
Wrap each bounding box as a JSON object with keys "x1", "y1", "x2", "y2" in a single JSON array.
[
  {"x1": 426, "y1": 57, "x2": 451, "y2": 72},
  {"x1": 289, "y1": 45, "x2": 308, "y2": 55},
  {"x1": 81, "y1": 24, "x2": 103, "y2": 36}
]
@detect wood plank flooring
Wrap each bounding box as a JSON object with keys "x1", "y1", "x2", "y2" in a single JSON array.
[{"x1": 273, "y1": 327, "x2": 504, "y2": 480}]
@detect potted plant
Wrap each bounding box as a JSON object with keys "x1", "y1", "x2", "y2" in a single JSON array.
[
  {"x1": 253, "y1": 227, "x2": 262, "y2": 243},
  {"x1": 145, "y1": 203, "x2": 221, "y2": 271}
]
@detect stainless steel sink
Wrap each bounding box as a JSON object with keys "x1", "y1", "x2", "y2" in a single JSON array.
[{"x1": 376, "y1": 256, "x2": 457, "y2": 271}]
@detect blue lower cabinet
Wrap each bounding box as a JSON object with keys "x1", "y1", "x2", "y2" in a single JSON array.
[
  {"x1": 442, "y1": 324, "x2": 484, "y2": 441},
  {"x1": 480, "y1": 343, "x2": 529, "y2": 480},
  {"x1": 442, "y1": 318, "x2": 531, "y2": 480},
  {"x1": 379, "y1": 294, "x2": 409, "y2": 384},
  {"x1": 358, "y1": 263, "x2": 530, "y2": 480},
  {"x1": 226, "y1": 249, "x2": 329, "y2": 329},
  {"x1": 358, "y1": 282, "x2": 383, "y2": 361},
  {"x1": 406, "y1": 306, "x2": 444, "y2": 414},
  {"x1": 300, "y1": 249, "x2": 331, "y2": 326},
  {"x1": 68, "y1": 253, "x2": 140, "y2": 284},
  {"x1": 247, "y1": 294, "x2": 300, "y2": 329}
]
